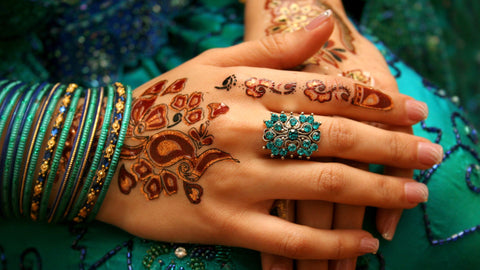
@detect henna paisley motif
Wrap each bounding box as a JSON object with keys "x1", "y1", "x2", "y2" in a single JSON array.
[
  {"x1": 352, "y1": 84, "x2": 393, "y2": 110},
  {"x1": 119, "y1": 77, "x2": 237, "y2": 204}
]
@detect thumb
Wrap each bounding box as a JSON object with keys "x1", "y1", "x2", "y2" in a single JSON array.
[{"x1": 200, "y1": 10, "x2": 334, "y2": 69}]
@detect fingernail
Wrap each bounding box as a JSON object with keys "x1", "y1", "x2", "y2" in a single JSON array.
[
  {"x1": 360, "y1": 237, "x2": 379, "y2": 254},
  {"x1": 334, "y1": 258, "x2": 356, "y2": 270},
  {"x1": 418, "y1": 142, "x2": 443, "y2": 166},
  {"x1": 380, "y1": 214, "x2": 400, "y2": 241},
  {"x1": 305, "y1": 9, "x2": 332, "y2": 31},
  {"x1": 406, "y1": 100, "x2": 428, "y2": 122},
  {"x1": 404, "y1": 182, "x2": 429, "y2": 203}
]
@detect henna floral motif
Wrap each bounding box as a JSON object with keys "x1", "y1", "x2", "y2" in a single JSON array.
[
  {"x1": 245, "y1": 77, "x2": 274, "y2": 98},
  {"x1": 170, "y1": 92, "x2": 204, "y2": 125},
  {"x1": 265, "y1": 0, "x2": 355, "y2": 67},
  {"x1": 304, "y1": 80, "x2": 350, "y2": 103},
  {"x1": 119, "y1": 78, "x2": 235, "y2": 204},
  {"x1": 310, "y1": 40, "x2": 347, "y2": 68}
]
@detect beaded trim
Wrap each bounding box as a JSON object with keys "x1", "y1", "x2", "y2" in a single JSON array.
[{"x1": 30, "y1": 83, "x2": 78, "y2": 221}]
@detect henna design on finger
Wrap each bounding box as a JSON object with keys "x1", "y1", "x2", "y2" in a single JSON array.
[
  {"x1": 119, "y1": 78, "x2": 237, "y2": 204},
  {"x1": 352, "y1": 84, "x2": 393, "y2": 110},
  {"x1": 265, "y1": 0, "x2": 356, "y2": 67},
  {"x1": 215, "y1": 75, "x2": 393, "y2": 111},
  {"x1": 215, "y1": 74, "x2": 237, "y2": 91}
]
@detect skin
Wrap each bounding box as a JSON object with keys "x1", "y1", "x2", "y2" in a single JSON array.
[
  {"x1": 95, "y1": 19, "x2": 441, "y2": 262},
  {"x1": 243, "y1": 0, "x2": 426, "y2": 269}
]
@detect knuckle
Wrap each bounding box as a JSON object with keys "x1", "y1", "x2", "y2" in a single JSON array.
[
  {"x1": 258, "y1": 34, "x2": 288, "y2": 63},
  {"x1": 315, "y1": 165, "x2": 345, "y2": 195},
  {"x1": 374, "y1": 175, "x2": 396, "y2": 205},
  {"x1": 280, "y1": 230, "x2": 308, "y2": 258},
  {"x1": 385, "y1": 133, "x2": 409, "y2": 163},
  {"x1": 326, "y1": 119, "x2": 355, "y2": 152},
  {"x1": 332, "y1": 237, "x2": 346, "y2": 259}
]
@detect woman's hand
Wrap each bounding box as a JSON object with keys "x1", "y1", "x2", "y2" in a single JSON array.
[
  {"x1": 96, "y1": 18, "x2": 440, "y2": 261},
  {"x1": 243, "y1": 1, "x2": 430, "y2": 269}
]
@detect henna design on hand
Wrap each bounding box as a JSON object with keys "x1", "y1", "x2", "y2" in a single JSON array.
[
  {"x1": 119, "y1": 78, "x2": 237, "y2": 204},
  {"x1": 265, "y1": 0, "x2": 355, "y2": 67}
]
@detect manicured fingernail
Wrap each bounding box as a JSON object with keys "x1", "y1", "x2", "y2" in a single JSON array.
[
  {"x1": 360, "y1": 237, "x2": 379, "y2": 254},
  {"x1": 406, "y1": 99, "x2": 428, "y2": 122},
  {"x1": 404, "y1": 182, "x2": 429, "y2": 203},
  {"x1": 334, "y1": 258, "x2": 356, "y2": 270},
  {"x1": 305, "y1": 9, "x2": 332, "y2": 31},
  {"x1": 418, "y1": 142, "x2": 443, "y2": 166},
  {"x1": 380, "y1": 214, "x2": 400, "y2": 241}
]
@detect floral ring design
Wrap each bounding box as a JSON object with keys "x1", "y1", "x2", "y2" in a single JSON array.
[{"x1": 263, "y1": 112, "x2": 321, "y2": 159}]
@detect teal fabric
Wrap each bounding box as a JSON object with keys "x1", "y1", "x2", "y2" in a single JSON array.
[
  {"x1": 359, "y1": 37, "x2": 480, "y2": 269},
  {"x1": 361, "y1": 0, "x2": 480, "y2": 126}
]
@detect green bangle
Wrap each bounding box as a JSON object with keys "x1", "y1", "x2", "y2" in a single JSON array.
[
  {"x1": 0, "y1": 82, "x2": 27, "y2": 218},
  {"x1": 21, "y1": 83, "x2": 65, "y2": 218},
  {"x1": 12, "y1": 83, "x2": 51, "y2": 217},
  {"x1": 48, "y1": 87, "x2": 97, "y2": 223},
  {"x1": 2, "y1": 83, "x2": 37, "y2": 218},
  {"x1": 88, "y1": 83, "x2": 132, "y2": 222},
  {"x1": 34, "y1": 84, "x2": 81, "y2": 221},
  {"x1": 63, "y1": 87, "x2": 104, "y2": 220},
  {"x1": 69, "y1": 85, "x2": 115, "y2": 221},
  {"x1": 73, "y1": 83, "x2": 129, "y2": 222}
]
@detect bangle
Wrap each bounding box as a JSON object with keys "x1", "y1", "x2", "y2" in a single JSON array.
[
  {"x1": 47, "y1": 87, "x2": 99, "y2": 223},
  {"x1": 11, "y1": 82, "x2": 50, "y2": 217},
  {"x1": 69, "y1": 85, "x2": 115, "y2": 221},
  {"x1": 88, "y1": 83, "x2": 131, "y2": 222},
  {"x1": 21, "y1": 83, "x2": 64, "y2": 218},
  {"x1": 19, "y1": 83, "x2": 61, "y2": 216},
  {"x1": 31, "y1": 83, "x2": 80, "y2": 221},
  {"x1": 1, "y1": 82, "x2": 37, "y2": 218},
  {"x1": 73, "y1": 82, "x2": 130, "y2": 222},
  {"x1": 0, "y1": 82, "x2": 27, "y2": 218},
  {"x1": 63, "y1": 87, "x2": 104, "y2": 220}
]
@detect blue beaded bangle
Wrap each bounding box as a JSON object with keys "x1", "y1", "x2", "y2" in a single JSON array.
[
  {"x1": 69, "y1": 85, "x2": 114, "y2": 221},
  {"x1": 35, "y1": 84, "x2": 81, "y2": 221},
  {"x1": 20, "y1": 83, "x2": 64, "y2": 217},
  {"x1": 10, "y1": 82, "x2": 49, "y2": 218},
  {"x1": 63, "y1": 87, "x2": 104, "y2": 220},
  {"x1": 89, "y1": 83, "x2": 132, "y2": 222},
  {"x1": 48, "y1": 87, "x2": 98, "y2": 223},
  {"x1": 73, "y1": 83, "x2": 130, "y2": 222}
]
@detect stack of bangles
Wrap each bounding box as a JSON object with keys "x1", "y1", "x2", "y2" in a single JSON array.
[{"x1": 0, "y1": 80, "x2": 132, "y2": 223}]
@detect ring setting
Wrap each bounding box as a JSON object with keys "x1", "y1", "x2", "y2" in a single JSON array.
[{"x1": 263, "y1": 112, "x2": 321, "y2": 159}]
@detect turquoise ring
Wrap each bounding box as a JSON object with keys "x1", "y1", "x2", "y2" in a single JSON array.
[{"x1": 263, "y1": 112, "x2": 321, "y2": 159}]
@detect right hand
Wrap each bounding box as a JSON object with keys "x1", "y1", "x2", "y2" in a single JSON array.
[{"x1": 96, "y1": 18, "x2": 441, "y2": 260}]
